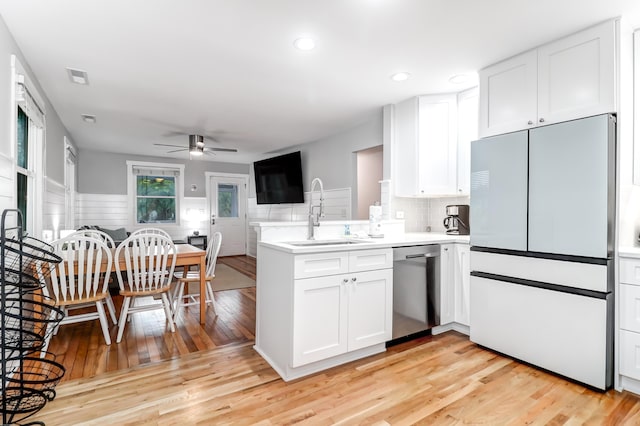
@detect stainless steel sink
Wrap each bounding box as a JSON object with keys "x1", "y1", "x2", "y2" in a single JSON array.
[{"x1": 285, "y1": 239, "x2": 370, "y2": 247}]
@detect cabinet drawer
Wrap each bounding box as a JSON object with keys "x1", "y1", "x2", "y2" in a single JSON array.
[
  {"x1": 621, "y1": 284, "x2": 640, "y2": 333},
  {"x1": 294, "y1": 252, "x2": 349, "y2": 279},
  {"x1": 620, "y1": 330, "x2": 640, "y2": 380},
  {"x1": 620, "y1": 258, "x2": 640, "y2": 286},
  {"x1": 349, "y1": 249, "x2": 392, "y2": 273}
]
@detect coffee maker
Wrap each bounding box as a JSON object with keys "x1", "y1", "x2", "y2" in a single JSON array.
[{"x1": 443, "y1": 204, "x2": 470, "y2": 235}]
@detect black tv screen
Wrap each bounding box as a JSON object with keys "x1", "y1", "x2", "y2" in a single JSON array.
[{"x1": 254, "y1": 151, "x2": 305, "y2": 204}]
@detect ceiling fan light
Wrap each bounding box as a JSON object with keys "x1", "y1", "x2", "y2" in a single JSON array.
[{"x1": 188, "y1": 135, "x2": 205, "y2": 156}]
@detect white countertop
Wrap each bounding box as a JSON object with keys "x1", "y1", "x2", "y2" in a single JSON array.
[{"x1": 258, "y1": 232, "x2": 470, "y2": 254}]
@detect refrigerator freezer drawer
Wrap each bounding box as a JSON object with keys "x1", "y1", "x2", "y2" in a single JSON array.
[
  {"x1": 470, "y1": 251, "x2": 610, "y2": 292},
  {"x1": 470, "y1": 276, "x2": 612, "y2": 390}
]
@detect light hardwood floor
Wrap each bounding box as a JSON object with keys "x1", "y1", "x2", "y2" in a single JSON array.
[
  {"x1": 38, "y1": 255, "x2": 640, "y2": 424},
  {"x1": 47, "y1": 256, "x2": 256, "y2": 382},
  {"x1": 36, "y1": 331, "x2": 640, "y2": 425}
]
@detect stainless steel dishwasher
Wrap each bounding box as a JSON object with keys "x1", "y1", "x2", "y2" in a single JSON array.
[{"x1": 391, "y1": 244, "x2": 441, "y2": 341}]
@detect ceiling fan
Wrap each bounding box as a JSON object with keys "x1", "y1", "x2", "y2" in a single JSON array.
[{"x1": 154, "y1": 134, "x2": 238, "y2": 157}]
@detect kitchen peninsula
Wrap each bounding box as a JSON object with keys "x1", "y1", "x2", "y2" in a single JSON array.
[{"x1": 252, "y1": 220, "x2": 469, "y2": 381}]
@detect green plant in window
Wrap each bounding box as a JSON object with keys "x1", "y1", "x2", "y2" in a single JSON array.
[{"x1": 136, "y1": 176, "x2": 175, "y2": 196}]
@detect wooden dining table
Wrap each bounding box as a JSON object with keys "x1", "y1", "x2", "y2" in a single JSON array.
[{"x1": 110, "y1": 243, "x2": 208, "y2": 324}]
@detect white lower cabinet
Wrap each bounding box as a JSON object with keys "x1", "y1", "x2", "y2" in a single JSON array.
[
  {"x1": 436, "y1": 243, "x2": 470, "y2": 332},
  {"x1": 619, "y1": 256, "x2": 640, "y2": 387},
  {"x1": 255, "y1": 245, "x2": 393, "y2": 381},
  {"x1": 439, "y1": 244, "x2": 455, "y2": 325},
  {"x1": 454, "y1": 244, "x2": 470, "y2": 326},
  {"x1": 292, "y1": 268, "x2": 393, "y2": 367}
]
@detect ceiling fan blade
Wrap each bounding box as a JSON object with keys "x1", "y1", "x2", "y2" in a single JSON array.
[
  {"x1": 166, "y1": 149, "x2": 188, "y2": 153},
  {"x1": 204, "y1": 147, "x2": 238, "y2": 153},
  {"x1": 154, "y1": 143, "x2": 186, "y2": 148}
]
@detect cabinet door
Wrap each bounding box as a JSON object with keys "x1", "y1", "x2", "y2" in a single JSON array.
[
  {"x1": 418, "y1": 94, "x2": 458, "y2": 195},
  {"x1": 454, "y1": 244, "x2": 470, "y2": 326},
  {"x1": 537, "y1": 20, "x2": 615, "y2": 125},
  {"x1": 479, "y1": 50, "x2": 537, "y2": 138},
  {"x1": 439, "y1": 244, "x2": 455, "y2": 325},
  {"x1": 347, "y1": 269, "x2": 393, "y2": 351},
  {"x1": 456, "y1": 88, "x2": 479, "y2": 195},
  {"x1": 394, "y1": 97, "x2": 419, "y2": 197},
  {"x1": 292, "y1": 275, "x2": 348, "y2": 367}
]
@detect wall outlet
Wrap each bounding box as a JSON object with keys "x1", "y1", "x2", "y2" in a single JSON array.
[{"x1": 396, "y1": 211, "x2": 405, "y2": 219}]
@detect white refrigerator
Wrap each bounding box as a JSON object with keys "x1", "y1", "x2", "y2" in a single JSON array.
[{"x1": 469, "y1": 114, "x2": 615, "y2": 390}]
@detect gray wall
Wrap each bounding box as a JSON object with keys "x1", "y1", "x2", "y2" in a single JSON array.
[
  {"x1": 78, "y1": 149, "x2": 250, "y2": 197},
  {"x1": 0, "y1": 15, "x2": 76, "y2": 183},
  {"x1": 248, "y1": 110, "x2": 384, "y2": 198}
]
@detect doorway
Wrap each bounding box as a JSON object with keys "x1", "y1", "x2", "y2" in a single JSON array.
[
  {"x1": 356, "y1": 145, "x2": 383, "y2": 220},
  {"x1": 206, "y1": 173, "x2": 248, "y2": 256}
]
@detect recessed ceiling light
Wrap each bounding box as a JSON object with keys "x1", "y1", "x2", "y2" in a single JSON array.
[
  {"x1": 293, "y1": 37, "x2": 316, "y2": 51},
  {"x1": 390, "y1": 72, "x2": 411, "y2": 82},
  {"x1": 81, "y1": 114, "x2": 96, "y2": 124},
  {"x1": 448, "y1": 74, "x2": 470, "y2": 84},
  {"x1": 66, "y1": 68, "x2": 89, "y2": 85}
]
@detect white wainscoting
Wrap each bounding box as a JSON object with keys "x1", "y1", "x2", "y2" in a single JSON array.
[
  {"x1": 76, "y1": 193, "x2": 208, "y2": 241},
  {"x1": 0, "y1": 153, "x2": 13, "y2": 214},
  {"x1": 246, "y1": 187, "x2": 352, "y2": 257},
  {"x1": 43, "y1": 177, "x2": 66, "y2": 237},
  {"x1": 76, "y1": 193, "x2": 128, "y2": 230}
]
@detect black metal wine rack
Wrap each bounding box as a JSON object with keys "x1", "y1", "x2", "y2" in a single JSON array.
[{"x1": 1, "y1": 209, "x2": 65, "y2": 426}]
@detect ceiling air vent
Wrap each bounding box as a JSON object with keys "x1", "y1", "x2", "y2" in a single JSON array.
[
  {"x1": 81, "y1": 114, "x2": 96, "y2": 124},
  {"x1": 66, "y1": 68, "x2": 89, "y2": 85}
]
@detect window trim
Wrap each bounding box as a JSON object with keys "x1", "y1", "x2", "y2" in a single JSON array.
[
  {"x1": 127, "y1": 160, "x2": 185, "y2": 231},
  {"x1": 11, "y1": 55, "x2": 45, "y2": 237}
]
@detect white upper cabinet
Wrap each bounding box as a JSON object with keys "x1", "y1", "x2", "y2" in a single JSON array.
[
  {"x1": 479, "y1": 50, "x2": 538, "y2": 137},
  {"x1": 395, "y1": 94, "x2": 458, "y2": 197},
  {"x1": 456, "y1": 87, "x2": 479, "y2": 195},
  {"x1": 479, "y1": 19, "x2": 616, "y2": 138}
]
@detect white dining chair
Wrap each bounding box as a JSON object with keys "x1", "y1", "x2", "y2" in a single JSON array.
[
  {"x1": 114, "y1": 233, "x2": 177, "y2": 343},
  {"x1": 130, "y1": 227, "x2": 171, "y2": 239},
  {"x1": 66, "y1": 229, "x2": 118, "y2": 325},
  {"x1": 49, "y1": 235, "x2": 114, "y2": 345},
  {"x1": 172, "y1": 232, "x2": 222, "y2": 321}
]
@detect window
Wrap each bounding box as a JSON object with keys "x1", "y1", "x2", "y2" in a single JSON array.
[
  {"x1": 13, "y1": 56, "x2": 45, "y2": 235},
  {"x1": 127, "y1": 161, "x2": 185, "y2": 227},
  {"x1": 217, "y1": 184, "x2": 239, "y2": 218},
  {"x1": 136, "y1": 175, "x2": 176, "y2": 223}
]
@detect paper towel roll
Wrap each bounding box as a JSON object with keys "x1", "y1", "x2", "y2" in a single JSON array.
[{"x1": 369, "y1": 204, "x2": 383, "y2": 237}]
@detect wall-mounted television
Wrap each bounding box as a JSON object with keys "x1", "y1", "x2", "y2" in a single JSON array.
[{"x1": 253, "y1": 151, "x2": 305, "y2": 204}]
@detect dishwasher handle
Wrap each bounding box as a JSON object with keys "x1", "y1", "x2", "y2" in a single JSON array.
[{"x1": 405, "y1": 253, "x2": 439, "y2": 259}]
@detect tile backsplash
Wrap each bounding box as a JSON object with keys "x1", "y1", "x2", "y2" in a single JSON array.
[{"x1": 391, "y1": 196, "x2": 470, "y2": 233}]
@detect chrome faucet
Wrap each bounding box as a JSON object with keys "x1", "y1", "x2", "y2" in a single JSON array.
[{"x1": 308, "y1": 177, "x2": 325, "y2": 240}]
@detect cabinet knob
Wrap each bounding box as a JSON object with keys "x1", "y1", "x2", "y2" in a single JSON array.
[
  {"x1": 527, "y1": 120, "x2": 533, "y2": 125},
  {"x1": 539, "y1": 118, "x2": 545, "y2": 123},
  {"x1": 342, "y1": 279, "x2": 349, "y2": 284},
  {"x1": 351, "y1": 277, "x2": 357, "y2": 282},
  {"x1": 444, "y1": 248, "x2": 448, "y2": 251}
]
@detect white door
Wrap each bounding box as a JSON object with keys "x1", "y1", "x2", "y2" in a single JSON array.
[{"x1": 208, "y1": 174, "x2": 247, "y2": 256}]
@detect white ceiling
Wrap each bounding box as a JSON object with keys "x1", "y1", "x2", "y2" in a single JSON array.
[{"x1": 1, "y1": 0, "x2": 640, "y2": 164}]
